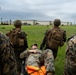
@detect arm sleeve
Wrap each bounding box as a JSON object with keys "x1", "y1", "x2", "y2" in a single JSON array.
[
  {"x1": 6, "y1": 31, "x2": 11, "y2": 37},
  {"x1": 63, "y1": 31, "x2": 66, "y2": 42},
  {"x1": 40, "y1": 30, "x2": 51, "y2": 50},
  {"x1": 39, "y1": 53, "x2": 44, "y2": 66},
  {"x1": 20, "y1": 50, "x2": 28, "y2": 59},
  {"x1": 23, "y1": 32, "x2": 28, "y2": 50},
  {"x1": 24, "y1": 35, "x2": 28, "y2": 49}
]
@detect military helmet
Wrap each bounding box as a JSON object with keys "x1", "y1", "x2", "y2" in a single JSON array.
[
  {"x1": 14, "y1": 20, "x2": 22, "y2": 26},
  {"x1": 53, "y1": 19, "x2": 61, "y2": 26}
]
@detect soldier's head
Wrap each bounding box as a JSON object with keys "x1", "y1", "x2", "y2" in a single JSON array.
[
  {"x1": 53, "y1": 19, "x2": 61, "y2": 26},
  {"x1": 14, "y1": 20, "x2": 22, "y2": 28},
  {"x1": 31, "y1": 44, "x2": 38, "y2": 50}
]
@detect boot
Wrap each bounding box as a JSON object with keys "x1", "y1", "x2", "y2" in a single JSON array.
[{"x1": 47, "y1": 72, "x2": 54, "y2": 75}]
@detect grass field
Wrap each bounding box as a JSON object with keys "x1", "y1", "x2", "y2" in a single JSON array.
[{"x1": 0, "y1": 25, "x2": 76, "y2": 75}]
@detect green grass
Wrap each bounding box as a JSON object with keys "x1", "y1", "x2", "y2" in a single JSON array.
[{"x1": 0, "y1": 25, "x2": 76, "y2": 75}]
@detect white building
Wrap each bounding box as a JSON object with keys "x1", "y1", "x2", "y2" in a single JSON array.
[
  {"x1": 21, "y1": 20, "x2": 37, "y2": 25},
  {"x1": 61, "y1": 22, "x2": 72, "y2": 25},
  {"x1": 21, "y1": 20, "x2": 52, "y2": 25},
  {"x1": 19, "y1": 20, "x2": 72, "y2": 25},
  {"x1": 37, "y1": 21, "x2": 52, "y2": 25},
  {"x1": 0, "y1": 18, "x2": 73, "y2": 25}
]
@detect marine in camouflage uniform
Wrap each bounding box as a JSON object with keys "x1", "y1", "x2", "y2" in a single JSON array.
[
  {"x1": 0, "y1": 32, "x2": 17, "y2": 75},
  {"x1": 64, "y1": 35, "x2": 76, "y2": 75},
  {"x1": 20, "y1": 44, "x2": 55, "y2": 75},
  {"x1": 6, "y1": 20, "x2": 28, "y2": 75},
  {"x1": 40, "y1": 19, "x2": 66, "y2": 59}
]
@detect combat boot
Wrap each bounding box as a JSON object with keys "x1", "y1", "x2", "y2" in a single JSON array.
[{"x1": 47, "y1": 72, "x2": 54, "y2": 75}]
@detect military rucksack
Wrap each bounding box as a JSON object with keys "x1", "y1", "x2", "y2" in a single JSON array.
[
  {"x1": 8, "y1": 28, "x2": 26, "y2": 46},
  {"x1": 66, "y1": 35, "x2": 76, "y2": 72},
  {"x1": 47, "y1": 28, "x2": 64, "y2": 50}
]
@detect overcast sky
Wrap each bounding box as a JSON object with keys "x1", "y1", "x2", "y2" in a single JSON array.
[{"x1": 0, "y1": 0, "x2": 76, "y2": 23}]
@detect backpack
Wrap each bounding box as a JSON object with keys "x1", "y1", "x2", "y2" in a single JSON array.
[
  {"x1": 47, "y1": 28, "x2": 64, "y2": 50},
  {"x1": 9, "y1": 28, "x2": 26, "y2": 46},
  {"x1": 66, "y1": 35, "x2": 76, "y2": 72}
]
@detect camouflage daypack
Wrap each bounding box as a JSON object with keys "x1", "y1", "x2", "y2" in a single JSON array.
[
  {"x1": 47, "y1": 27, "x2": 64, "y2": 49},
  {"x1": 66, "y1": 35, "x2": 76, "y2": 71},
  {"x1": 9, "y1": 28, "x2": 26, "y2": 46}
]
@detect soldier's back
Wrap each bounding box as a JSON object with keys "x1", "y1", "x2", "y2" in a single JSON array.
[{"x1": 0, "y1": 32, "x2": 17, "y2": 75}]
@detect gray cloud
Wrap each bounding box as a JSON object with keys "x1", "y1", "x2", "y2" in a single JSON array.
[
  {"x1": 0, "y1": 0, "x2": 76, "y2": 23},
  {"x1": 0, "y1": 11, "x2": 51, "y2": 21}
]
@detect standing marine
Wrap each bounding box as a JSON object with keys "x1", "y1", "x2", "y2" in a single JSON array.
[
  {"x1": 6, "y1": 20, "x2": 28, "y2": 75},
  {"x1": 40, "y1": 19, "x2": 66, "y2": 59}
]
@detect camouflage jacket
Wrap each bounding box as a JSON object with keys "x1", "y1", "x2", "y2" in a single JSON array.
[
  {"x1": 20, "y1": 49, "x2": 43, "y2": 67},
  {"x1": 0, "y1": 32, "x2": 17, "y2": 75},
  {"x1": 40, "y1": 27, "x2": 66, "y2": 50},
  {"x1": 65, "y1": 35, "x2": 76, "y2": 72}
]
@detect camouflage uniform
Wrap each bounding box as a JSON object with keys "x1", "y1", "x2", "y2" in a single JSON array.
[
  {"x1": 43, "y1": 49, "x2": 55, "y2": 75},
  {"x1": 64, "y1": 35, "x2": 76, "y2": 75},
  {"x1": 40, "y1": 19, "x2": 66, "y2": 59},
  {"x1": 20, "y1": 49, "x2": 55, "y2": 75},
  {"x1": 20, "y1": 49, "x2": 44, "y2": 67},
  {"x1": 0, "y1": 32, "x2": 17, "y2": 75},
  {"x1": 6, "y1": 20, "x2": 28, "y2": 74}
]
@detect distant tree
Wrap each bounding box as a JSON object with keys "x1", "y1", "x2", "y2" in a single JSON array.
[
  {"x1": 24, "y1": 22, "x2": 27, "y2": 25},
  {"x1": 35, "y1": 23, "x2": 39, "y2": 25}
]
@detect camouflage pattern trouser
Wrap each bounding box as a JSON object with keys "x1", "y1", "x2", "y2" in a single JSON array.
[
  {"x1": 45, "y1": 47, "x2": 58, "y2": 59},
  {"x1": 43, "y1": 49, "x2": 55, "y2": 74}
]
